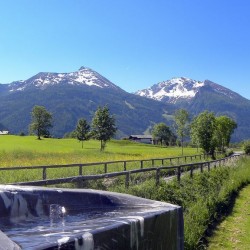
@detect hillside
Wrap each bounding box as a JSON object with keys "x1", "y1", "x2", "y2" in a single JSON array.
[
  {"x1": 135, "y1": 78, "x2": 250, "y2": 141},
  {"x1": 0, "y1": 68, "x2": 174, "y2": 138}
]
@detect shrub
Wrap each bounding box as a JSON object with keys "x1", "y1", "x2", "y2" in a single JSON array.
[
  {"x1": 244, "y1": 141, "x2": 250, "y2": 155},
  {"x1": 107, "y1": 157, "x2": 250, "y2": 249}
]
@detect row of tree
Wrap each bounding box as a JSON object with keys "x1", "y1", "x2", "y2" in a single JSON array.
[
  {"x1": 29, "y1": 105, "x2": 116, "y2": 151},
  {"x1": 152, "y1": 109, "x2": 237, "y2": 158},
  {"x1": 29, "y1": 105, "x2": 237, "y2": 156}
]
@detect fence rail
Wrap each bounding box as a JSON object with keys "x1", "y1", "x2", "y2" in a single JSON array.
[
  {"x1": 3, "y1": 153, "x2": 242, "y2": 188},
  {"x1": 0, "y1": 153, "x2": 207, "y2": 181}
]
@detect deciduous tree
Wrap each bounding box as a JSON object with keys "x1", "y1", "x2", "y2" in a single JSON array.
[
  {"x1": 92, "y1": 106, "x2": 117, "y2": 151},
  {"x1": 75, "y1": 118, "x2": 90, "y2": 148},
  {"x1": 29, "y1": 105, "x2": 53, "y2": 140},
  {"x1": 152, "y1": 122, "x2": 172, "y2": 146},
  {"x1": 215, "y1": 116, "x2": 237, "y2": 152},
  {"x1": 174, "y1": 109, "x2": 189, "y2": 155},
  {"x1": 190, "y1": 111, "x2": 216, "y2": 158}
]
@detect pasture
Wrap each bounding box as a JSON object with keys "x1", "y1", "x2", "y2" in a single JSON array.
[
  {"x1": 0, "y1": 135, "x2": 200, "y2": 184},
  {"x1": 0, "y1": 135, "x2": 199, "y2": 166}
]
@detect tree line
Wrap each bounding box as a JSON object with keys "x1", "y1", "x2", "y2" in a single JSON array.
[
  {"x1": 29, "y1": 105, "x2": 237, "y2": 156},
  {"x1": 152, "y1": 109, "x2": 237, "y2": 158},
  {"x1": 29, "y1": 105, "x2": 116, "y2": 151}
]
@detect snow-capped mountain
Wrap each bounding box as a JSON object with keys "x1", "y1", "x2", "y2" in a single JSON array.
[
  {"x1": 7, "y1": 66, "x2": 121, "y2": 92},
  {"x1": 135, "y1": 77, "x2": 240, "y2": 104},
  {"x1": 0, "y1": 67, "x2": 175, "y2": 138},
  {"x1": 1, "y1": 66, "x2": 250, "y2": 141}
]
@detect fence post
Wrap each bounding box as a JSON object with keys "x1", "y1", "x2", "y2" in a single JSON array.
[
  {"x1": 140, "y1": 160, "x2": 143, "y2": 169},
  {"x1": 104, "y1": 163, "x2": 108, "y2": 173},
  {"x1": 200, "y1": 164, "x2": 203, "y2": 173},
  {"x1": 125, "y1": 172, "x2": 130, "y2": 188},
  {"x1": 185, "y1": 156, "x2": 187, "y2": 162},
  {"x1": 152, "y1": 159, "x2": 155, "y2": 167},
  {"x1": 162, "y1": 159, "x2": 164, "y2": 165},
  {"x1": 177, "y1": 167, "x2": 181, "y2": 183},
  {"x1": 208, "y1": 162, "x2": 210, "y2": 171},
  {"x1": 156, "y1": 168, "x2": 160, "y2": 186},
  {"x1": 170, "y1": 158, "x2": 172, "y2": 165},
  {"x1": 200, "y1": 154, "x2": 202, "y2": 160},
  {"x1": 190, "y1": 165, "x2": 193, "y2": 178},
  {"x1": 124, "y1": 161, "x2": 127, "y2": 171},
  {"x1": 177, "y1": 157, "x2": 180, "y2": 164},
  {"x1": 79, "y1": 164, "x2": 83, "y2": 176},
  {"x1": 42, "y1": 167, "x2": 47, "y2": 180}
]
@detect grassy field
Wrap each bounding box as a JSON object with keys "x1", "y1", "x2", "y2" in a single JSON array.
[
  {"x1": 208, "y1": 184, "x2": 250, "y2": 250},
  {"x1": 0, "y1": 135, "x2": 200, "y2": 183},
  {"x1": 0, "y1": 135, "x2": 199, "y2": 166}
]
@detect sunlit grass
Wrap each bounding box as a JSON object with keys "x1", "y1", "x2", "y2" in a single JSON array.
[
  {"x1": 0, "y1": 135, "x2": 199, "y2": 167},
  {"x1": 208, "y1": 184, "x2": 250, "y2": 250},
  {"x1": 0, "y1": 135, "x2": 201, "y2": 184}
]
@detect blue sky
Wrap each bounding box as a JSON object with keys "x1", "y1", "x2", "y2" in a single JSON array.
[{"x1": 0, "y1": 0, "x2": 250, "y2": 98}]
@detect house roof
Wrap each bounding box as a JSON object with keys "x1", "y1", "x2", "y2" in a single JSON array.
[
  {"x1": 129, "y1": 135, "x2": 153, "y2": 139},
  {"x1": 0, "y1": 131, "x2": 9, "y2": 135}
]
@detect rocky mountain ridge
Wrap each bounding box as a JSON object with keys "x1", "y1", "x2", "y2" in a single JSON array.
[
  {"x1": 135, "y1": 77, "x2": 242, "y2": 104},
  {"x1": 0, "y1": 67, "x2": 249, "y2": 141},
  {"x1": 6, "y1": 67, "x2": 122, "y2": 93}
]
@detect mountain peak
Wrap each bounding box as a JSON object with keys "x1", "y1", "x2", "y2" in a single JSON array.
[
  {"x1": 135, "y1": 77, "x2": 242, "y2": 104},
  {"x1": 6, "y1": 67, "x2": 121, "y2": 92},
  {"x1": 135, "y1": 77, "x2": 204, "y2": 103},
  {"x1": 78, "y1": 66, "x2": 90, "y2": 71}
]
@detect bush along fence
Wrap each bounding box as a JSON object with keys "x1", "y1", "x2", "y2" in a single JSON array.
[{"x1": 0, "y1": 152, "x2": 243, "y2": 188}]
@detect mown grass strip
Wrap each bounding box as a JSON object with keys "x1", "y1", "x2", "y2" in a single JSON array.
[{"x1": 208, "y1": 184, "x2": 250, "y2": 250}]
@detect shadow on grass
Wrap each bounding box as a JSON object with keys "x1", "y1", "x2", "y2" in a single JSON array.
[{"x1": 199, "y1": 182, "x2": 249, "y2": 249}]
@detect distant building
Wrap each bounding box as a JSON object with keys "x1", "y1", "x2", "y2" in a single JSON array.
[
  {"x1": 129, "y1": 135, "x2": 158, "y2": 144},
  {"x1": 0, "y1": 131, "x2": 9, "y2": 135}
]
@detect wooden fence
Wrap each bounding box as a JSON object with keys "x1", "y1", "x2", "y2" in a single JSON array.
[
  {"x1": 0, "y1": 153, "x2": 204, "y2": 183},
  {"x1": 1, "y1": 153, "x2": 242, "y2": 188}
]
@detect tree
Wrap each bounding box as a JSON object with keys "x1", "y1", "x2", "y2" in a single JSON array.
[
  {"x1": 215, "y1": 116, "x2": 237, "y2": 152},
  {"x1": 75, "y1": 118, "x2": 90, "y2": 148},
  {"x1": 174, "y1": 109, "x2": 189, "y2": 155},
  {"x1": 152, "y1": 122, "x2": 172, "y2": 146},
  {"x1": 29, "y1": 105, "x2": 53, "y2": 140},
  {"x1": 190, "y1": 123, "x2": 200, "y2": 152},
  {"x1": 190, "y1": 111, "x2": 216, "y2": 158},
  {"x1": 91, "y1": 106, "x2": 117, "y2": 151}
]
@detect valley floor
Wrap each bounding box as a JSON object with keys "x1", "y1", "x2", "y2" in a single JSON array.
[{"x1": 208, "y1": 184, "x2": 250, "y2": 250}]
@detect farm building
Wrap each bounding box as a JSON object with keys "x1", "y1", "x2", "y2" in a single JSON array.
[
  {"x1": 129, "y1": 135, "x2": 158, "y2": 144},
  {"x1": 0, "y1": 131, "x2": 9, "y2": 135}
]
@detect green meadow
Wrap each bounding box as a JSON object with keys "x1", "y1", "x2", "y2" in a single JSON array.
[
  {"x1": 0, "y1": 135, "x2": 200, "y2": 184},
  {"x1": 0, "y1": 135, "x2": 199, "y2": 166}
]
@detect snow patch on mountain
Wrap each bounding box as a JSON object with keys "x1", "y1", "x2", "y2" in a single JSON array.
[
  {"x1": 136, "y1": 77, "x2": 204, "y2": 103},
  {"x1": 7, "y1": 66, "x2": 120, "y2": 92}
]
